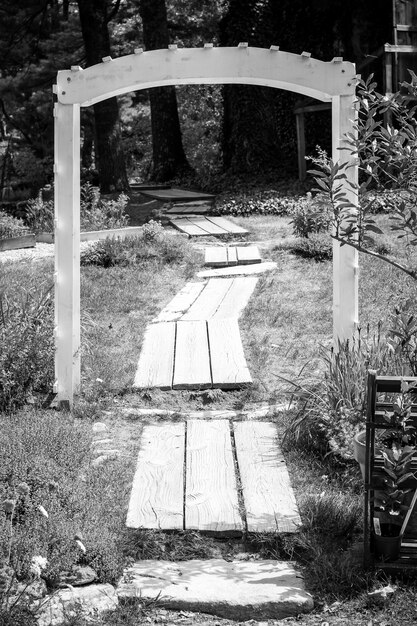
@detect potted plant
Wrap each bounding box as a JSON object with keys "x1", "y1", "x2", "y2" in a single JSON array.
[{"x1": 371, "y1": 380, "x2": 417, "y2": 561}]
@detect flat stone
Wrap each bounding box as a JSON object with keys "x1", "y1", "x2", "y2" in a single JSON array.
[
  {"x1": 59, "y1": 565, "x2": 97, "y2": 587},
  {"x1": 117, "y1": 559, "x2": 313, "y2": 621},
  {"x1": 92, "y1": 438, "x2": 113, "y2": 446},
  {"x1": 92, "y1": 453, "x2": 119, "y2": 467},
  {"x1": 92, "y1": 422, "x2": 109, "y2": 433},
  {"x1": 35, "y1": 583, "x2": 117, "y2": 626}
]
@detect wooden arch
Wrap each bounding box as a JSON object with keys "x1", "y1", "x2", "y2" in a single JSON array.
[{"x1": 53, "y1": 45, "x2": 358, "y2": 406}]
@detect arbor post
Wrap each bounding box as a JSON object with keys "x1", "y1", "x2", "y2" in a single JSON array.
[
  {"x1": 54, "y1": 102, "x2": 81, "y2": 406},
  {"x1": 331, "y1": 93, "x2": 358, "y2": 343}
]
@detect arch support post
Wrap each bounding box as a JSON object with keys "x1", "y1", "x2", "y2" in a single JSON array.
[
  {"x1": 54, "y1": 102, "x2": 81, "y2": 407},
  {"x1": 331, "y1": 93, "x2": 358, "y2": 344}
]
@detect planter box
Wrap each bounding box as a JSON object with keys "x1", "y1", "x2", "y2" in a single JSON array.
[
  {"x1": 36, "y1": 226, "x2": 145, "y2": 244},
  {"x1": 0, "y1": 234, "x2": 36, "y2": 252}
]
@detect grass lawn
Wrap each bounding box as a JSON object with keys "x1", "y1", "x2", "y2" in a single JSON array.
[{"x1": 1, "y1": 214, "x2": 417, "y2": 625}]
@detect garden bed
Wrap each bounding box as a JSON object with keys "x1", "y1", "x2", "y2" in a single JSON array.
[{"x1": 0, "y1": 233, "x2": 35, "y2": 251}]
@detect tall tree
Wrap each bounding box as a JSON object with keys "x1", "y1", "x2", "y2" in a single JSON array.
[
  {"x1": 77, "y1": 0, "x2": 129, "y2": 191},
  {"x1": 137, "y1": 0, "x2": 191, "y2": 181}
]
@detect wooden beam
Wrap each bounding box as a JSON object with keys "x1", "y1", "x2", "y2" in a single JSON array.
[
  {"x1": 126, "y1": 423, "x2": 185, "y2": 530},
  {"x1": 208, "y1": 318, "x2": 252, "y2": 388},
  {"x1": 173, "y1": 321, "x2": 212, "y2": 389},
  {"x1": 185, "y1": 420, "x2": 242, "y2": 534},
  {"x1": 181, "y1": 278, "x2": 234, "y2": 320},
  {"x1": 154, "y1": 282, "x2": 205, "y2": 323},
  {"x1": 133, "y1": 322, "x2": 176, "y2": 389},
  {"x1": 212, "y1": 277, "x2": 258, "y2": 319},
  {"x1": 233, "y1": 421, "x2": 301, "y2": 533}
]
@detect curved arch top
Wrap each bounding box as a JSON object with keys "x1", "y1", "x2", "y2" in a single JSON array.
[{"x1": 56, "y1": 46, "x2": 356, "y2": 106}]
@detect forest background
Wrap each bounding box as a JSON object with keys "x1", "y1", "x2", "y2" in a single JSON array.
[{"x1": 0, "y1": 0, "x2": 393, "y2": 197}]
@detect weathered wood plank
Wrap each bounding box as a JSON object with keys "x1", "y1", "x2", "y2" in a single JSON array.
[
  {"x1": 126, "y1": 423, "x2": 185, "y2": 530},
  {"x1": 213, "y1": 277, "x2": 258, "y2": 319},
  {"x1": 227, "y1": 247, "x2": 238, "y2": 266},
  {"x1": 170, "y1": 218, "x2": 208, "y2": 236},
  {"x1": 154, "y1": 282, "x2": 206, "y2": 322},
  {"x1": 189, "y1": 217, "x2": 229, "y2": 236},
  {"x1": 0, "y1": 234, "x2": 35, "y2": 251},
  {"x1": 205, "y1": 216, "x2": 248, "y2": 235},
  {"x1": 185, "y1": 420, "x2": 242, "y2": 534},
  {"x1": 197, "y1": 261, "x2": 277, "y2": 278},
  {"x1": 133, "y1": 322, "x2": 176, "y2": 389},
  {"x1": 181, "y1": 278, "x2": 233, "y2": 321},
  {"x1": 236, "y1": 245, "x2": 261, "y2": 264},
  {"x1": 233, "y1": 421, "x2": 301, "y2": 533},
  {"x1": 204, "y1": 247, "x2": 228, "y2": 267},
  {"x1": 173, "y1": 321, "x2": 212, "y2": 389},
  {"x1": 141, "y1": 188, "x2": 215, "y2": 201},
  {"x1": 208, "y1": 318, "x2": 252, "y2": 388}
]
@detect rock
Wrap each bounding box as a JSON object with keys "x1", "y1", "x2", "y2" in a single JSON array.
[
  {"x1": 92, "y1": 422, "x2": 109, "y2": 433},
  {"x1": 58, "y1": 565, "x2": 97, "y2": 587},
  {"x1": 13, "y1": 579, "x2": 47, "y2": 602},
  {"x1": 92, "y1": 454, "x2": 118, "y2": 467},
  {"x1": 117, "y1": 559, "x2": 314, "y2": 621},
  {"x1": 35, "y1": 583, "x2": 117, "y2": 626},
  {"x1": 93, "y1": 449, "x2": 120, "y2": 457},
  {"x1": 92, "y1": 438, "x2": 113, "y2": 446}
]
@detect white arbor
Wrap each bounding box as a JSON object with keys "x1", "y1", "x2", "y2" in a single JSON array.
[{"x1": 53, "y1": 45, "x2": 358, "y2": 406}]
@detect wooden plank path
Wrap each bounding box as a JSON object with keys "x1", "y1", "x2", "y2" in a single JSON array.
[
  {"x1": 134, "y1": 277, "x2": 258, "y2": 390},
  {"x1": 205, "y1": 246, "x2": 261, "y2": 267},
  {"x1": 170, "y1": 216, "x2": 248, "y2": 237},
  {"x1": 140, "y1": 188, "x2": 215, "y2": 202},
  {"x1": 127, "y1": 420, "x2": 301, "y2": 535}
]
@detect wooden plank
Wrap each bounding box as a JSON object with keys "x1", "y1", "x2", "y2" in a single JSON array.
[
  {"x1": 165, "y1": 206, "x2": 208, "y2": 215},
  {"x1": 197, "y1": 261, "x2": 277, "y2": 278},
  {"x1": 208, "y1": 318, "x2": 252, "y2": 388},
  {"x1": 0, "y1": 234, "x2": 35, "y2": 251},
  {"x1": 154, "y1": 282, "x2": 206, "y2": 322},
  {"x1": 181, "y1": 278, "x2": 233, "y2": 321},
  {"x1": 188, "y1": 217, "x2": 229, "y2": 235},
  {"x1": 233, "y1": 421, "x2": 301, "y2": 533},
  {"x1": 236, "y1": 245, "x2": 261, "y2": 265},
  {"x1": 204, "y1": 247, "x2": 228, "y2": 267},
  {"x1": 133, "y1": 322, "x2": 176, "y2": 389},
  {"x1": 173, "y1": 321, "x2": 212, "y2": 389},
  {"x1": 205, "y1": 216, "x2": 248, "y2": 235},
  {"x1": 140, "y1": 188, "x2": 215, "y2": 202},
  {"x1": 169, "y1": 218, "x2": 209, "y2": 236},
  {"x1": 213, "y1": 276, "x2": 258, "y2": 319},
  {"x1": 126, "y1": 423, "x2": 185, "y2": 530},
  {"x1": 185, "y1": 420, "x2": 242, "y2": 534},
  {"x1": 227, "y1": 247, "x2": 238, "y2": 266}
]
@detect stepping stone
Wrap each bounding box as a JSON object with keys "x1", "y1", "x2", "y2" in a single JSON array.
[
  {"x1": 198, "y1": 261, "x2": 277, "y2": 278},
  {"x1": 117, "y1": 559, "x2": 314, "y2": 621}
]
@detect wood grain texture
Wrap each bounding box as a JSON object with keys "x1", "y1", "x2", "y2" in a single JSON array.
[
  {"x1": 154, "y1": 282, "x2": 205, "y2": 322},
  {"x1": 236, "y1": 245, "x2": 261, "y2": 264},
  {"x1": 197, "y1": 261, "x2": 277, "y2": 278},
  {"x1": 170, "y1": 218, "x2": 208, "y2": 236},
  {"x1": 213, "y1": 277, "x2": 258, "y2": 319},
  {"x1": 133, "y1": 322, "x2": 176, "y2": 389},
  {"x1": 126, "y1": 423, "x2": 185, "y2": 530},
  {"x1": 185, "y1": 420, "x2": 242, "y2": 534},
  {"x1": 227, "y1": 247, "x2": 238, "y2": 265},
  {"x1": 181, "y1": 278, "x2": 233, "y2": 321},
  {"x1": 233, "y1": 421, "x2": 301, "y2": 533},
  {"x1": 189, "y1": 217, "x2": 229, "y2": 235},
  {"x1": 205, "y1": 216, "x2": 248, "y2": 234},
  {"x1": 204, "y1": 247, "x2": 228, "y2": 267},
  {"x1": 173, "y1": 321, "x2": 212, "y2": 389},
  {"x1": 140, "y1": 188, "x2": 214, "y2": 201},
  {"x1": 208, "y1": 319, "x2": 252, "y2": 388}
]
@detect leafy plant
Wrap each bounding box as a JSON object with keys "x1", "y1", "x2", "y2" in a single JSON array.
[
  {"x1": 0, "y1": 212, "x2": 29, "y2": 239},
  {"x1": 214, "y1": 189, "x2": 308, "y2": 217},
  {"x1": 289, "y1": 192, "x2": 332, "y2": 238},
  {"x1": 388, "y1": 299, "x2": 417, "y2": 375},
  {"x1": 25, "y1": 194, "x2": 54, "y2": 234},
  {"x1": 290, "y1": 232, "x2": 332, "y2": 261}
]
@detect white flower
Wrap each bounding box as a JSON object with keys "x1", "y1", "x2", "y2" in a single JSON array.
[
  {"x1": 38, "y1": 505, "x2": 49, "y2": 518},
  {"x1": 30, "y1": 556, "x2": 48, "y2": 578}
]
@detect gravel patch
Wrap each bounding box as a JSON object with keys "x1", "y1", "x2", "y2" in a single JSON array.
[{"x1": 0, "y1": 241, "x2": 94, "y2": 264}]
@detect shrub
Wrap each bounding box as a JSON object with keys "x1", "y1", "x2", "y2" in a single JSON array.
[
  {"x1": 80, "y1": 222, "x2": 196, "y2": 269},
  {"x1": 25, "y1": 184, "x2": 130, "y2": 234},
  {"x1": 0, "y1": 212, "x2": 29, "y2": 239},
  {"x1": 290, "y1": 233, "x2": 332, "y2": 261},
  {"x1": 283, "y1": 328, "x2": 405, "y2": 459},
  {"x1": 0, "y1": 283, "x2": 54, "y2": 412},
  {"x1": 289, "y1": 192, "x2": 332, "y2": 238},
  {"x1": 213, "y1": 189, "x2": 308, "y2": 217}
]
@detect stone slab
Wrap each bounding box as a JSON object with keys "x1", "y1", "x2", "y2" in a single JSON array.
[
  {"x1": 117, "y1": 559, "x2": 313, "y2": 621},
  {"x1": 36, "y1": 583, "x2": 118, "y2": 626}
]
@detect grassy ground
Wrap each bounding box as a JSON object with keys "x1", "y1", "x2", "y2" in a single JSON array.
[{"x1": 1, "y1": 212, "x2": 417, "y2": 625}]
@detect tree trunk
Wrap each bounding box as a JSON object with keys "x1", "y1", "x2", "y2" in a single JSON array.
[
  {"x1": 77, "y1": 0, "x2": 128, "y2": 192},
  {"x1": 138, "y1": 0, "x2": 192, "y2": 181}
]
